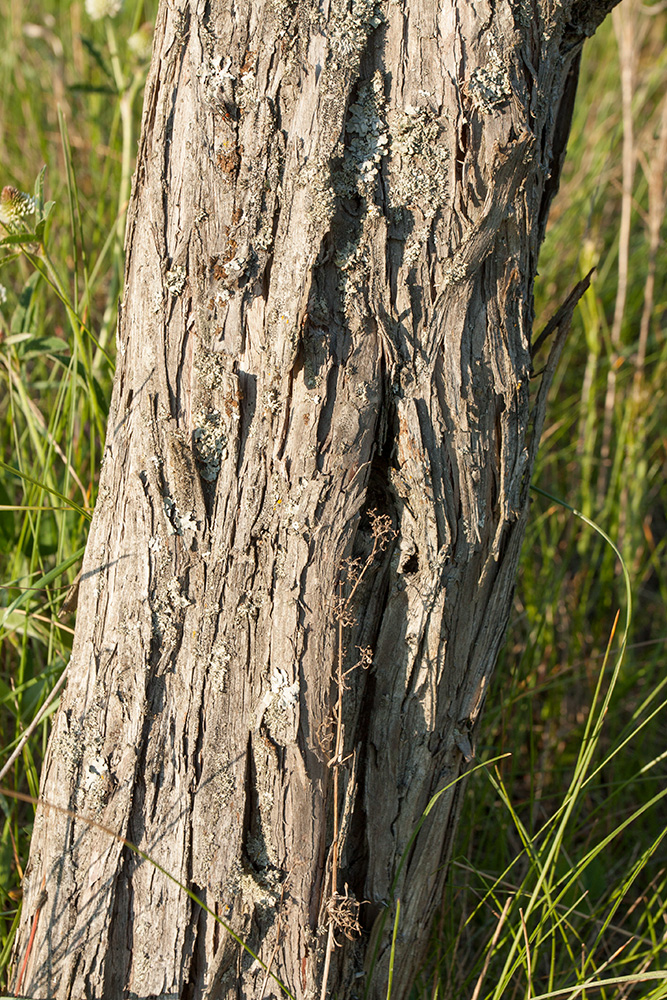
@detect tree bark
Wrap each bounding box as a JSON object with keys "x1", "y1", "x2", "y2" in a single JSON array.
[{"x1": 12, "y1": 1, "x2": 619, "y2": 998}]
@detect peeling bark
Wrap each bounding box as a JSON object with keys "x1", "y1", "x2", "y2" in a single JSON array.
[{"x1": 12, "y1": 1, "x2": 620, "y2": 998}]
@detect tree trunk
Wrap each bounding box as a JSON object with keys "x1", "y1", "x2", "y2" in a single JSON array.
[{"x1": 12, "y1": 1, "x2": 619, "y2": 997}]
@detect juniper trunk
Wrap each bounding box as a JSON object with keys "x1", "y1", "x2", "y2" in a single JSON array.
[{"x1": 12, "y1": 1, "x2": 619, "y2": 998}]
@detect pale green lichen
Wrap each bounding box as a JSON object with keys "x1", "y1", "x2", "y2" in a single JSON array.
[
  {"x1": 389, "y1": 102, "x2": 449, "y2": 212},
  {"x1": 306, "y1": 0, "x2": 386, "y2": 228},
  {"x1": 328, "y1": 0, "x2": 385, "y2": 65},
  {"x1": 335, "y1": 70, "x2": 388, "y2": 204},
  {"x1": 205, "y1": 747, "x2": 236, "y2": 810},
  {"x1": 240, "y1": 868, "x2": 280, "y2": 914},
  {"x1": 316, "y1": 70, "x2": 389, "y2": 305},
  {"x1": 333, "y1": 238, "x2": 367, "y2": 274},
  {"x1": 333, "y1": 224, "x2": 376, "y2": 307},
  {"x1": 467, "y1": 46, "x2": 512, "y2": 111},
  {"x1": 194, "y1": 350, "x2": 228, "y2": 391}
]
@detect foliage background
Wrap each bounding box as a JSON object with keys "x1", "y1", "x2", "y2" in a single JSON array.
[{"x1": 0, "y1": 0, "x2": 665, "y2": 995}]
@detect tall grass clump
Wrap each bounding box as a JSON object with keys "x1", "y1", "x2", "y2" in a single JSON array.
[{"x1": 0, "y1": 0, "x2": 154, "y2": 980}]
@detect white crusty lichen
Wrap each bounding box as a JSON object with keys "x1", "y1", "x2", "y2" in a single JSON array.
[
  {"x1": 228, "y1": 253, "x2": 248, "y2": 280},
  {"x1": 163, "y1": 495, "x2": 197, "y2": 535},
  {"x1": 270, "y1": 667, "x2": 300, "y2": 709},
  {"x1": 209, "y1": 641, "x2": 232, "y2": 693},
  {"x1": 328, "y1": 0, "x2": 385, "y2": 64},
  {"x1": 83, "y1": 752, "x2": 109, "y2": 791},
  {"x1": 254, "y1": 218, "x2": 274, "y2": 252},
  {"x1": 339, "y1": 71, "x2": 388, "y2": 202},
  {"x1": 467, "y1": 46, "x2": 512, "y2": 111},
  {"x1": 389, "y1": 101, "x2": 449, "y2": 212},
  {"x1": 166, "y1": 576, "x2": 191, "y2": 610},
  {"x1": 264, "y1": 385, "x2": 281, "y2": 414},
  {"x1": 280, "y1": 475, "x2": 311, "y2": 536},
  {"x1": 198, "y1": 54, "x2": 235, "y2": 108},
  {"x1": 165, "y1": 265, "x2": 186, "y2": 297},
  {"x1": 80, "y1": 750, "x2": 113, "y2": 814},
  {"x1": 193, "y1": 410, "x2": 228, "y2": 481}
]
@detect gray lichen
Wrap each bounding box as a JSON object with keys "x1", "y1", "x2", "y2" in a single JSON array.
[
  {"x1": 270, "y1": 666, "x2": 300, "y2": 709},
  {"x1": 166, "y1": 576, "x2": 191, "y2": 610},
  {"x1": 335, "y1": 70, "x2": 388, "y2": 204},
  {"x1": 208, "y1": 640, "x2": 232, "y2": 693},
  {"x1": 389, "y1": 101, "x2": 449, "y2": 213},
  {"x1": 163, "y1": 495, "x2": 197, "y2": 535},
  {"x1": 467, "y1": 47, "x2": 512, "y2": 111},
  {"x1": 165, "y1": 265, "x2": 186, "y2": 297},
  {"x1": 306, "y1": 0, "x2": 386, "y2": 228},
  {"x1": 198, "y1": 54, "x2": 235, "y2": 114},
  {"x1": 193, "y1": 410, "x2": 227, "y2": 481},
  {"x1": 328, "y1": 0, "x2": 385, "y2": 66},
  {"x1": 306, "y1": 159, "x2": 337, "y2": 230},
  {"x1": 194, "y1": 349, "x2": 228, "y2": 391}
]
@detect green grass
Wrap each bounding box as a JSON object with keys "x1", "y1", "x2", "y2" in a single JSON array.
[{"x1": 1, "y1": 3, "x2": 667, "y2": 998}]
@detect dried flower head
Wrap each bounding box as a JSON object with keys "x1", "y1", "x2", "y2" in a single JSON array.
[
  {"x1": 0, "y1": 186, "x2": 36, "y2": 227},
  {"x1": 85, "y1": 0, "x2": 123, "y2": 20}
]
